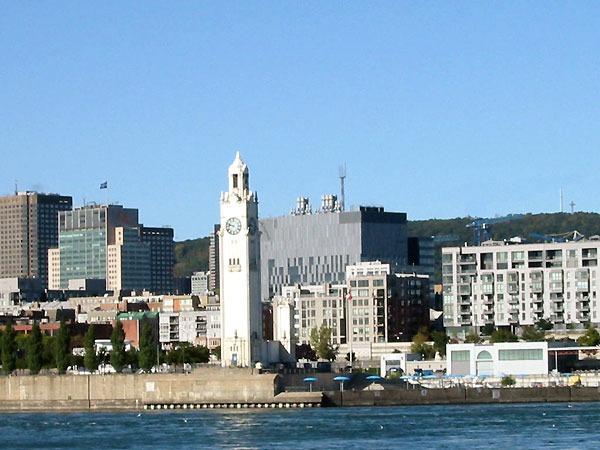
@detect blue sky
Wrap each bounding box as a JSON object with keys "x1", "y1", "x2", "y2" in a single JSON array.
[{"x1": 2, "y1": 2, "x2": 599, "y2": 240}]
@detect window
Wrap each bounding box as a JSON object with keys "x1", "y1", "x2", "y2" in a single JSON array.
[
  {"x1": 452, "y1": 350, "x2": 470, "y2": 361},
  {"x1": 358, "y1": 280, "x2": 369, "y2": 287},
  {"x1": 476, "y1": 350, "x2": 492, "y2": 360},
  {"x1": 498, "y1": 349, "x2": 543, "y2": 360}
]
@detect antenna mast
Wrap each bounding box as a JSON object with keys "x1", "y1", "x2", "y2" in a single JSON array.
[
  {"x1": 339, "y1": 164, "x2": 346, "y2": 212},
  {"x1": 560, "y1": 188, "x2": 564, "y2": 213},
  {"x1": 14, "y1": 180, "x2": 18, "y2": 195}
]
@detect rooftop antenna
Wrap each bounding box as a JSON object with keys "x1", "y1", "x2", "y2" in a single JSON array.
[
  {"x1": 570, "y1": 201, "x2": 575, "y2": 214},
  {"x1": 339, "y1": 164, "x2": 346, "y2": 212},
  {"x1": 14, "y1": 180, "x2": 18, "y2": 195},
  {"x1": 560, "y1": 188, "x2": 564, "y2": 213}
]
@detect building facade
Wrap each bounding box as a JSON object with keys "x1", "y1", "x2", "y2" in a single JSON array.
[
  {"x1": 0, "y1": 192, "x2": 72, "y2": 286},
  {"x1": 219, "y1": 153, "x2": 263, "y2": 367},
  {"x1": 49, "y1": 204, "x2": 173, "y2": 293},
  {"x1": 447, "y1": 342, "x2": 549, "y2": 376},
  {"x1": 208, "y1": 224, "x2": 220, "y2": 292},
  {"x1": 442, "y1": 240, "x2": 600, "y2": 334},
  {"x1": 277, "y1": 262, "x2": 430, "y2": 350},
  {"x1": 139, "y1": 226, "x2": 174, "y2": 294},
  {"x1": 191, "y1": 271, "x2": 209, "y2": 295},
  {"x1": 259, "y1": 203, "x2": 408, "y2": 301}
]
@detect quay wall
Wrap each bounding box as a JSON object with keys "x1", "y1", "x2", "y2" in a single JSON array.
[
  {"x1": 0, "y1": 369, "x2": 280, "y2": 411},
  {"x1": 324, "y1": 386, "x2": 600, "y2": 407}
]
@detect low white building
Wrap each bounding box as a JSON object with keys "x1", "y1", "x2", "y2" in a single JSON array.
[{"x1": 447, "y1": 342, "x2": 549, "y2": 376}]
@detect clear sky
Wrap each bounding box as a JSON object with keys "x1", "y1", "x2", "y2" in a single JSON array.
[{"x1": 2, "y1": 2, "x2": 599, "y2": 240}]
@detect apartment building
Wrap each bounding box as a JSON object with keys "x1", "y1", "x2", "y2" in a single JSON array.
[
  {"x1": 276, "y1": 261, "x2": 430, "y2": 348},
  {"x1": 442, "y1": 240, "x2": 600, "y2": 334}
]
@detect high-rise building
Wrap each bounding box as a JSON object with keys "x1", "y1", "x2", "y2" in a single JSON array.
[
  {"x1": 219, "y1": 152, "x2": 263, "y2": 367},
  {"x1": 140, "y1": 226, "x2": 174, "y2": 294},
  {"x1": 0, "y1": 192, "x2": 72, "y2": 286},
  {"x1": 49, "y1": 204, "x2": 173, "y2": 293},
  {"x1": 259, "y1": 201, "x2": 408, "y2": 301},
  {"x1": 208, "y1": 224, "x2": 220, "y2": 292},
  {"x1": 442, "y1": 240, "x2": 600, "y2": 335}
]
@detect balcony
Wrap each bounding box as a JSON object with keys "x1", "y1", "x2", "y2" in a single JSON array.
[
  {"x1": 508, "y1": 315, "x2": 519, "y2": 324},
  {"x1": 577, "y1": 312, "x2": 590, "y2": 321},
  {"x1": 577, "y1": 303, "x2": 590, "y2": 312}
]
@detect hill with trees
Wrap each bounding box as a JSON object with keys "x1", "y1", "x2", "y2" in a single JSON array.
[
  {"x1": 173, "y1": 212, "x2": 600, "y2": 279},
  {"x1": 173, "y1": 237, "x2": 210, "y2": 277}
]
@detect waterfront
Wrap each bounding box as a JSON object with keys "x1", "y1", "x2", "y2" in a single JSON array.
[{"x1": 2, "y1": 402, "x2": 599, "y2": 449}]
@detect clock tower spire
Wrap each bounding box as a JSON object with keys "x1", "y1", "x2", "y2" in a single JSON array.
[{"x1": 219, "y1": 152, "x2": 263, "y2": 367}]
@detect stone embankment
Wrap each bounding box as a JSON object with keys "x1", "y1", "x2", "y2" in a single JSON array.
[
  {"x1": 324, "y1": 386, "x2": 600, "y2": 407},
  {"x1": 1, "y1": 369, "x2": 600, "y2": 411},
  {"x1": 0, "y1": 368, "x2": 283, "y2": 411}
]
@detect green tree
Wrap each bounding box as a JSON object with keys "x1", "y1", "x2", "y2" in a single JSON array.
[
  {"x1": 310, "y1": 325, "x2": 337, "y2": 361},
  {"x1": 110, "y1": 320, "x2": 126, "y2": 372},
  {"x1": 535, "y1": 319, "x2": 554, "y2": 331},
  {"x1": 521, "y1": 326, "x2": 545, "y2": 342},
  {"x1": 55, "y1": 321, "x2": 71, "y2": 374},
  {"x1": 431, "y1": 330, "x2": 449, "y2": 357},
  {"x1": 138, "y1": 321, "x2": 156, "y2": 372},
  {"x1": 464, "y1": 331, "x2": 482, "y2": 344},
  {"x1": 501, "y1": 375, "x2": 516, "y2": 386},
  {"x1": 84, "y1": 325, "x2": 99, "y2": 372},
  {"x1": 481, "y1": 323, "x2": 495, "y2": 336},
  {"x1": 1, "y1": 320, "x2": 17, "y2": 374},
  {"x1": 211, "y1": 346, "x2": 221, "y2": 361},
  {"x1": 578, "y1": 327, "x2": 600, "y2": 346},
  {"x1": 295, "y1": 344, "x2": 317, "y2": 361},
  {"x1": 410, "y1": 332, "x2": 435, "y2": 359},
  {"x1": 27, "y1": 324, "x2": 43, "y2": 374},
  {"x1": 490, "y1": 329, "x2": 518, "y2": 343}
]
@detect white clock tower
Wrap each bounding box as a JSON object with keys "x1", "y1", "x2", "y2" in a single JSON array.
[{"x1": 219, "y1": 152, "x2": 263, "y2": 367}]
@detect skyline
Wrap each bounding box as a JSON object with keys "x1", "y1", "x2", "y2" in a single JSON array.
[{"x1": 2, "y1": 2, "x2": 599, "y2": 240}]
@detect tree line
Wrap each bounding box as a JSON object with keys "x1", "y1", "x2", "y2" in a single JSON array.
[{"x1": 0, "y1": 319, "x2": 211, "y2": 375}]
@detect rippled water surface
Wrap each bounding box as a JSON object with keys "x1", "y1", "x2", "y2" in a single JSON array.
[{"x1": 2, "y1": 402, "x2": 599, "y2": 449}]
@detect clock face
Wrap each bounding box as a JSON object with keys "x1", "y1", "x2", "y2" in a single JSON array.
[
  {"x1": 248, "y1": 217, "x2": 258, "y2": 235},
  {"x1": 226, "y1": 217, "x2": 242, "y2": 235}
]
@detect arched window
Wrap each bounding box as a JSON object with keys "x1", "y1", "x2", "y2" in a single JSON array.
[{"x1": 477, "y1": 350, "x2": 492, "y2": 360}]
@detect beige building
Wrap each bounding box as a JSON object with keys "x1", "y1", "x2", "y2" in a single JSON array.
[{"x1": 0, "y1": 192, "x2": 71, "y2": 286}]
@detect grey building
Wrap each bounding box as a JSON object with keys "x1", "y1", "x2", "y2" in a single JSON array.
[
  {"x1": 0, "y1": 191, "x2": 72, "y2": 286},
  {"x1": 259, "y1": 203, "x2": 408, "y2": 301}
]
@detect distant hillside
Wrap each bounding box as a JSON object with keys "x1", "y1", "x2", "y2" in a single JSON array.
[
  {"x1": 407, "y1": 212, "x2": 600, "y2": 244},
  {"x1": 408, "y1": 212, "x2": 600, "y2": 284},
  {"x1": 173, "y1": 237, "x2": 210, "y2": 277},
  {"x1": 173, "y1": 213, "x2": 600, "y2": 278}
]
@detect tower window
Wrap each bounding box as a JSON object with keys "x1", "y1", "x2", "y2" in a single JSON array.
[
  {"x1": 233, "y1": 175, "x2": 238, "y2": 188},
  {"x1": 243, "y1": 174, "x2": 249, "y2": 189}
]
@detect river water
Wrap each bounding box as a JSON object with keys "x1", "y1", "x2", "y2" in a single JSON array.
[{"x1": 2, "y1": 402, "x2": 598, "y2": 449}]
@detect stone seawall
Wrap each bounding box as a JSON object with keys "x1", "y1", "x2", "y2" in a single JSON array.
[
  {"x1": 324, "y1": 386, "x2": 600, "y2": 407},
  {"x1": 3, "y1": 372, "x2": 600, "y2": 411},
  {"x1": 0, "y1": 369, "x2": 280, "y2": 411}
]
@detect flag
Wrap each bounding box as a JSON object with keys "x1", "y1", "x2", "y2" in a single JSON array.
[
  {"x1": 346, "y1": 293, "x2": 353, "y2": 301},
  {"x1": 100, "y1": 182, "x2": 108, "y2": 189}
]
